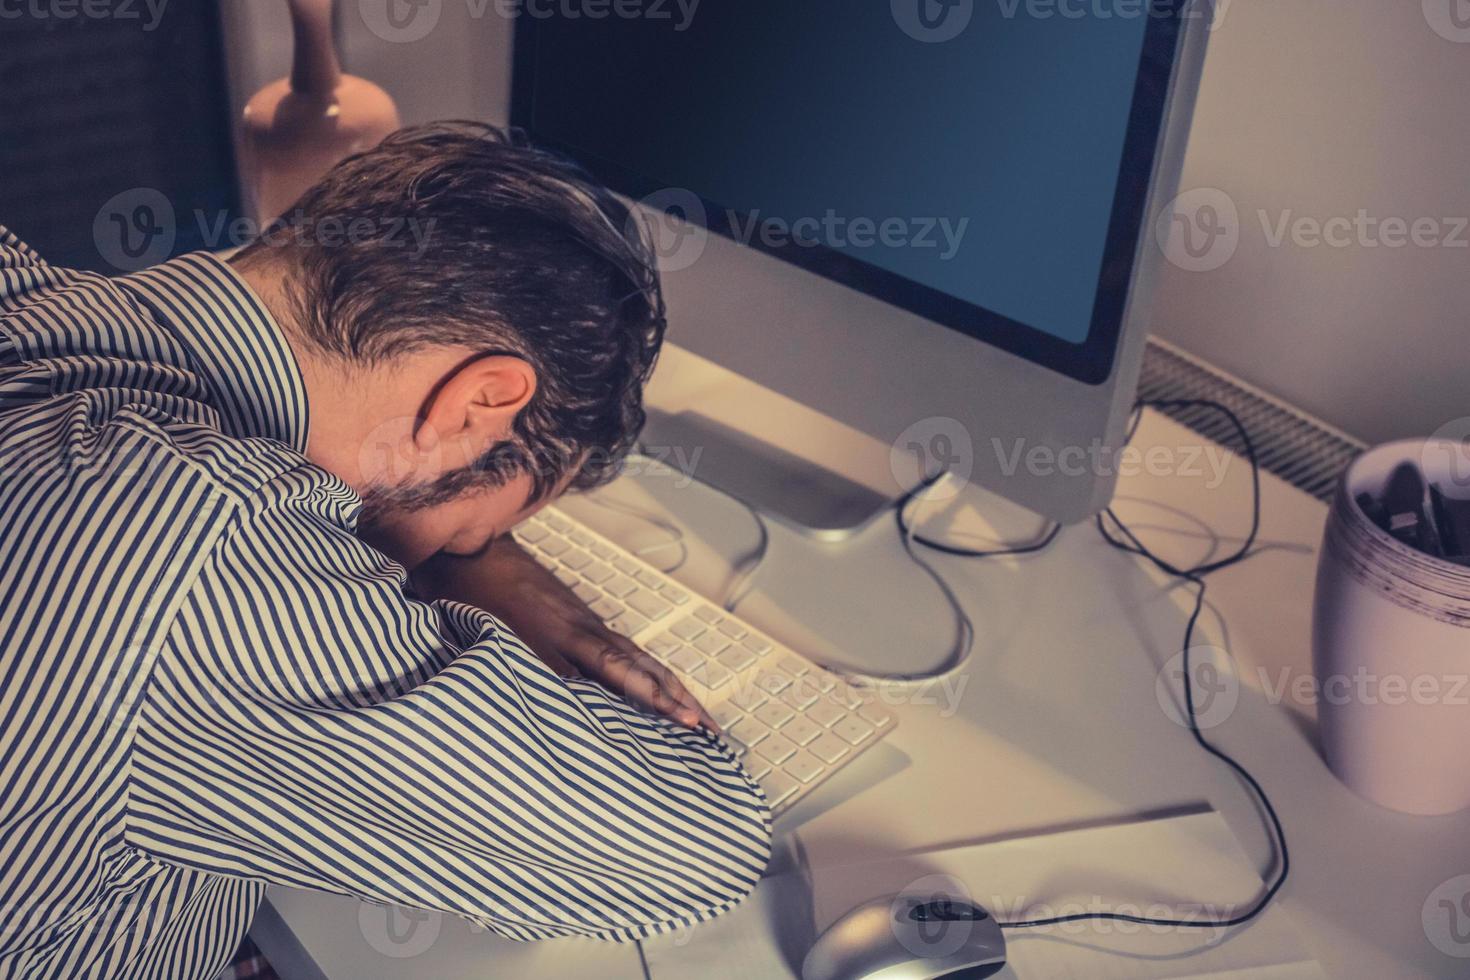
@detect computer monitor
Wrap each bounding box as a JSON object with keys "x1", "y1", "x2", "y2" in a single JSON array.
[{"x1": 511, "y1": 0, "x2": 1214, "y2": 528}]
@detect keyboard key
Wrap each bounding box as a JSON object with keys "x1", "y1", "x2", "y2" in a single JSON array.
[
  {"x1": 702, "y1": 662, "x2": 734, "y2": 690},
  {"x1": 717, "y1": 620, "x2": 747, "y2": 640},
  {"x1": 777, "y1": 654, "x2": 809, "y2": 677},
  {"x1": 516, "y1": 524, "x2": 549, "y2": 543},
  {"x1": 590, "y1": 598, "x2": 622, "y2": 620},
  {"x1": 755, "y1": 671, "x2": 792, "y2": 696},
  {"x1": 729, "y1": 685, "x2": 767, "y2": 711},
  {"x1": 782, "y1": 681, "x2": 820, "y2": 710},
  {"x1": 741, "y1": 634, "x2": 772, "y2": 654},
  {"x1": 561, "y1": 548, "x2": 592, "y2": 570},
  {"x1": 581, "y1": 562, "x2": 615, "y2": 584},
  {"x1": 589, "y1": 542, "x2": 615, "y2": 560},
  {"x1": 646, "y1": 635, "x2": 681, "y2": 658},
  {"x1": 783, "y1": 751, "x2": 824, "y2": 784},
  {"x1": 568, "y1": 530, "x2": 593, "y2": 547},
  {"x1": 669, "y1": 647, "x2": 703, "y2": 674},
  {"x1": 661, "y1": 584, "x2": 690, "y2": 605},
  {"x1": 756, "y1": 734, "x2": 797, "y2": 765},
  {"x1": 635, "y1": 569, "x2": 663, "y2": 588},
  {"x1": 782, "y1": 716, "x2": 822, "y2": 746},
  {"x1": 754, "y1": 701, "x2": 794, "y2": 729},
  {"x1": 539, "y1": 537, "x2": 570, "y2": 557},
  {"x1": 670, "y1": 617, "x2": 706, "y2": 641},
  {"x1": 745, "y1": 757, "x2": 773, "y2": 782},
  {"x1": 693, "y1": 632, "x2": 730, "y2": 656},
  {"x1": 608, "y1": 613, "x2": 648, "y2": 637},
  {"x1": 545, "y1": 514, "x2": 571, "y2": 532},
  {"x1": 808, "y1": 733, "x2": 850, "y2": 765},
  {"x1": 808, "y1": 670, "x2": 837, "y2": 693},
  {"x1": 858, "y1": 703, "x2": 893, "y2": 729},
  {"x1": 554, "y1": 567, "x2": 579, "y2": 586},
  {"x1": 604, "y1": 576, "x2": 638, "y2": 599},
  {"x1": 711, "y1": 702, "x2": 744, "y2": 729},
  {"x1": 762, "y1": 770, "x2": 799, "y2": 806},
  {"x1": 717, "y1": 647, "x2": 757, "y2": 673},
  {"x1": 728, "y1": 717, "x2": 768, "y2": 749},
  {"x1": 831, "y1": 683, "x2": 866, "y2": 709},
  {"x1": 694, "y1": 606, "x2": 723, "y2": 625},
  {"x1": 833, "y1": 716, "x2": 874, "y2": 746},
  {"x1": 572, "y1": 582, "x2": 599, "y2": 603},
  {"x1": 627, "y1": 592, "x2": 674, "y2": 621},
  {"x1": 613, "y1": 556, "x2": 640, "y2": 574},
  {"x1": 807, "y1": 701, "x2": 846, "y2": 728}
]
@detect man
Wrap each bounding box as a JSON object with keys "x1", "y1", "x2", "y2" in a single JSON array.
[{"x1": 0, "y1": 123, "x2": 771, "y2": 979}]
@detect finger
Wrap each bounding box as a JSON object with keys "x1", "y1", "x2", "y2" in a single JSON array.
[
  {"x1": 632, "y1": 654, "x2": 722, "y2": 734},
  {"x1": 573, "y1": 633, "x2": 715, "y2": 731}
]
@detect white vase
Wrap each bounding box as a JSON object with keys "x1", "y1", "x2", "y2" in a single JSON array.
[
  {"x1": 1314, "y1": 438, "x2": 1470, "y2": 816},
  {"x1": 240, "y1": 0, "x2": 401, "y2": 223}
]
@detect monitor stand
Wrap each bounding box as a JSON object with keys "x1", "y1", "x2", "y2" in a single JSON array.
[{"x1": 640, "y1": 344, "x2": 904, "y2": 541}]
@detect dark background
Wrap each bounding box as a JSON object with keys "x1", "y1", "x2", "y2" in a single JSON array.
[{"x1": 0, "y1": 5, "x2": 240, "y2": 271}]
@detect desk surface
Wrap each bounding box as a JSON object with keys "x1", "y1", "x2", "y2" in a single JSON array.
[{"x1": 256, "y1": 409, "x2": 1470, "y2": 979}]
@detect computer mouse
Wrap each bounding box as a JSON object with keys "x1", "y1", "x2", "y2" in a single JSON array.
[{"x1": 801, "y1": 893, "x2": 1007, "y2": 980}]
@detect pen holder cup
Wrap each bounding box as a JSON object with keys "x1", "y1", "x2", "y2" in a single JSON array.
[{"x1": 1314, "y1": 438, "x2": 1470, "y2": 816}]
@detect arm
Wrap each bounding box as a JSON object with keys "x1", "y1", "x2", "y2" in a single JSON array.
[
  {"x1": 125, "y1": 484, "x2": 771, "y2": 941},
  {"x1": 413, "y1": 536, "x2": 720, "y2": 732}
]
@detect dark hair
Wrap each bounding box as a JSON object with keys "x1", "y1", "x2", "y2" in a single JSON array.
[{"x1": 234, "y1": 122, "x2": 666, "y2": 504}]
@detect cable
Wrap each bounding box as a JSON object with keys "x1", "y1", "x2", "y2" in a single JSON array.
[
  {"x1": 583, "y1": 492, "x2": 689, "y2": 574},
  {"x1": 832, "y1": 476, "x2": 978, "y2": 686},
  {"x1": 722, "y1": 497, "x2": 769, "y2": 612},
  {"x1": 997, "y1": 398, "x2": 1289, "y2": 933},
  {"x1": 896, "y1": 479, "x2": 1062, "y2": 559}
]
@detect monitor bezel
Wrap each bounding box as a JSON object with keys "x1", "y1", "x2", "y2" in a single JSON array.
[{"x1": 510, "y1": 3, "x2": 1188, "y2": 386}]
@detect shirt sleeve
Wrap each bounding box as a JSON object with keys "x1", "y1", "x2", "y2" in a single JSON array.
[{"x1": 124, "y1": 467, "x2": 772, "y2": 942}]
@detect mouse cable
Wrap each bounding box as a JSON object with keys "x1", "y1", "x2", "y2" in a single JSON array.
[{"x1": 998, "y1": 398, "x2": 1290, "y2": 932}]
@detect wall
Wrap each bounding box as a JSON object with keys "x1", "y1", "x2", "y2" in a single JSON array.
[
  {"x1": 220, "y1": 0, "x2": 1470, "y2": 445},
  {"x1": 1151, "y1": 0, "x2": 1470, "y2": 444}
]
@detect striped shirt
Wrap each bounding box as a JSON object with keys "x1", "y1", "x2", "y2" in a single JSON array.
[{"x1": 0, "y1": 228, "x2": 771, "y2": 979}]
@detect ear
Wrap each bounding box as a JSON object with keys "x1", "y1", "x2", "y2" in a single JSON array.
[{"x1": 418, "y1": 354, "x2": 537, "y2": 469}]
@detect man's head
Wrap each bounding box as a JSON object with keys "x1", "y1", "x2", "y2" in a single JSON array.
[{"x1": 232, "y1": 123, "x2": 666, "y2": 566}]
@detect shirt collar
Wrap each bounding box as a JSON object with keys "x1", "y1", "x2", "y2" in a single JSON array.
[{"x1": 121, "y1": 251, "x2": 311, "y2": 454}]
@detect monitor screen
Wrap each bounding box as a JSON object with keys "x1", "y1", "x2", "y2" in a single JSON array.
[{"x1": 512, "y1": 1, "x2": 1186, "y2": 383}]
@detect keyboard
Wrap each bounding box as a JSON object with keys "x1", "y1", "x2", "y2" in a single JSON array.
[{"x1": 512, "y1": 505, "x2": 895, "y2": 814}]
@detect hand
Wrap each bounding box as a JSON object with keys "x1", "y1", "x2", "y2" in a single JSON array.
[{"x1": 413, "y1": 537, "x2": 719, "y2": 732}]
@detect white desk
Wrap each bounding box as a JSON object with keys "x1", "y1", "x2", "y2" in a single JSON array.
[{"x1": 254, "y1": 409, "x2": 1470, "y2": 979}]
